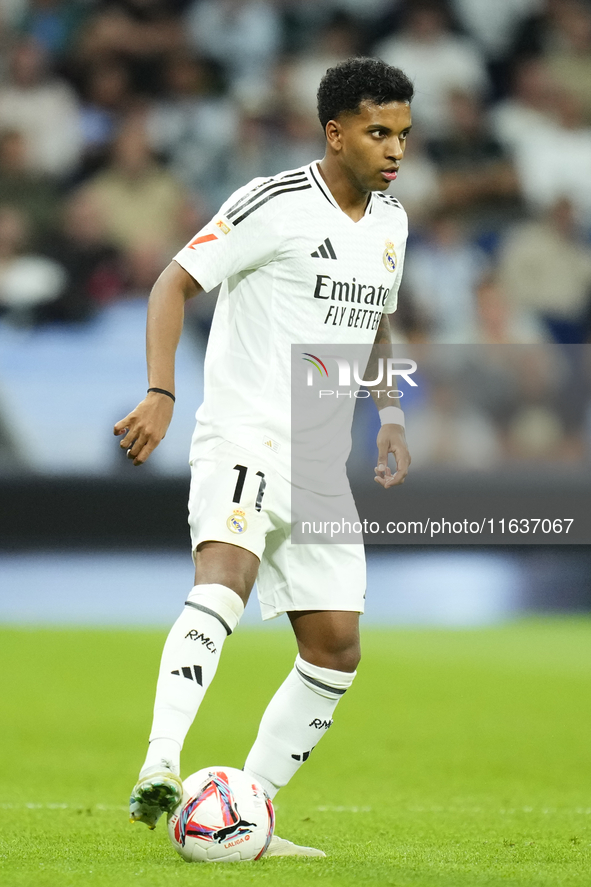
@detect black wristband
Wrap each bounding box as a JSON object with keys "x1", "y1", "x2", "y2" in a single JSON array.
[{"x1": 147, "y1": 387, "x2": 176, "y2": 403}]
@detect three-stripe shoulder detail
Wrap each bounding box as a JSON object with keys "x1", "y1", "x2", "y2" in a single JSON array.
[
  {"x1": 225, "y1": 170, "x2": 306, "y2": 216},
  {"x1": 231, "y1": 181, "x2": 312, "y2": 225},
  {"x1": 225, "y1": 172, "x2": 311, "y2": 225},
  {"x1": 376, "y1": 193, "x2": 403, "y2": 209}
]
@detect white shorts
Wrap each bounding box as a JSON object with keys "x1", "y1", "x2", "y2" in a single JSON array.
[{"x1": 188, "y1": 439, "x2": 366, "y2": 621}]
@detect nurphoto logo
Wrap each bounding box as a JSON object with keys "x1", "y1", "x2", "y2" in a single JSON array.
[{"x1": 301, "y1": 352, "x2": 418, "y2": 396}]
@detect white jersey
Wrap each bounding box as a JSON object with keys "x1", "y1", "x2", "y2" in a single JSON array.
[{"x1": 174, "y1": 161, "x2": 408, "y2": 477}]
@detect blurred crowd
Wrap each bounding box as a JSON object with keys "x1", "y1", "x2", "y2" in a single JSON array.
[
  {"x1": 350, "y1": 345, "x2": 591, "y2": 472},
  {"x1": 1, "y1": 0, "x2": 591, "y2": 346}
]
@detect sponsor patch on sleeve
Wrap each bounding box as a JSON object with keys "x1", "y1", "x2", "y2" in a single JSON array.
[{"x1": 188, "y1": 233, "x2": 218, "y2": 249}]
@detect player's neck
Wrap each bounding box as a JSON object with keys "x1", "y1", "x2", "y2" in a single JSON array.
[{"x1": 316, "y1": 159, "x2": 370, "y2": 222}]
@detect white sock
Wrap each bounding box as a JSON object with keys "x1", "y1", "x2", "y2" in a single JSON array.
[
  {"x1": 141, "y1": 583, "x2": 244, "y2": 775},
  {"x1": 243, "y1": 654, "x2": 356, "y2": 798}
]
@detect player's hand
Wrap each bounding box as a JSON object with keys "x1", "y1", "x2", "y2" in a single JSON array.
[
  {"x1": 113, "y1": 392, "x2": 174, "y2": 466},
  {"x1": 374, "y1": 424, "x2": 411, "y2": 488}
]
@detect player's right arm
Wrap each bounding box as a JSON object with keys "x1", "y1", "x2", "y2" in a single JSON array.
[
  {"x1": 115, "y1": 175, "x2": 283, "y2": 465},
  {"x1": 113, "y1": 261, "x2": 202, "y2": 466}
]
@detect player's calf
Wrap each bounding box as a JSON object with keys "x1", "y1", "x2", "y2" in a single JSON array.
[
  {"x1": 130, "y1": 583, "x2": 244, "y2": 828},
  {"x1": 243, "y1": 654, "x2": 357, "y2": 798}
]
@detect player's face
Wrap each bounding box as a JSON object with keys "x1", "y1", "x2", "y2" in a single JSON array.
[{"x1": 334, "y1": 101, "x2": 412, "y2": 193}]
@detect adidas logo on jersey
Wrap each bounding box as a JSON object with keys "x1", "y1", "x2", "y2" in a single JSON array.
[
  {"x1": 171, "y1": 665, "x2": 203, "y2": 685},
  {"x1": 311, "y1": 238, "x2": 337, "y2": 260}
]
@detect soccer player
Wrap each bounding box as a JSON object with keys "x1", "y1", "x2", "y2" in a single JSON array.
[{"x1": 115, "y1": 57, "x2": 413, "y2": 857}]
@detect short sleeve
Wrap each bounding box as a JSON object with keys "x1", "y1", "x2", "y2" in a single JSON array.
[
  {"x1": 383, "y1": 235, "x2": 407, "y2": 314},
  {"x1": 173, "y1": 178, "x2": 283, "y2": 292}
]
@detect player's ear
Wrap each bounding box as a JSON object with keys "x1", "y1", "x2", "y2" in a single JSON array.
[{"x1": 325, "y1": 119, "x2": 343, "y2": 151}]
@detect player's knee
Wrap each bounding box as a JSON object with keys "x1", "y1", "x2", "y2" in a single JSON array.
[
  {"x1": 308, "y1": 641, "x2": 360, "y2": 673},
  {"x1": 330, "y1": 644, "x2": 360, "y2": 673},
  {"x1": 328, "y1": 630, "x2": 361, "y2": 672},
  {"x1": 193, "y1": 541, "x2": 258, "y2": 606}
]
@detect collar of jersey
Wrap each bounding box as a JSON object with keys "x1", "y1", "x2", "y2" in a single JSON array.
[{"x1": 308, "y1": 161, "x2": 374, "y2": 221}]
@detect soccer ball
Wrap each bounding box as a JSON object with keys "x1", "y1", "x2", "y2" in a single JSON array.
[{"x1": 167, "y1": 766, "x2": 275, "y2": 863}]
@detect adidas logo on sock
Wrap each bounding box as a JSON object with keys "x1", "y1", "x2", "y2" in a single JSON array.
[
  {"x1": 171, "y1": 665, "x2": 202, "y2": 685},
  {"x1": 291, "y1": 747, "x2": 315, "y2": 762},
  {"x1": 311, "y1": 238, "x2": 337, "y2": 259}
]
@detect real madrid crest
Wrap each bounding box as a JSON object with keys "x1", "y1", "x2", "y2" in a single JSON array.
[
  {"x1": 227, "y1": 509, "x2": 247, "y2": 534},
  {"x1": 383, "y1": 240, "x2": 397, "y2": 273}
]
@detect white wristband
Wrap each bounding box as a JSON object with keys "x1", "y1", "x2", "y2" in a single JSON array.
[{"x1": 379, "y1": 406, "x2": 405, "y2": 428}]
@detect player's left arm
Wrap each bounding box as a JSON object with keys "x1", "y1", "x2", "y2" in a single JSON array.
[{"x1": 368, "y1": 313, "x2": 411, "y2": 488}]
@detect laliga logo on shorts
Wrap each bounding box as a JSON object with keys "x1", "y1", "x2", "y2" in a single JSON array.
[{"x1": 227, "y1": 509, "x2": 247, "y2": 534}]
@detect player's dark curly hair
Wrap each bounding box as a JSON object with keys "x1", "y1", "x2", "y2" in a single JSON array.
[{"x1": 317, "y1": 57, "x2": 414, "y2": 131}]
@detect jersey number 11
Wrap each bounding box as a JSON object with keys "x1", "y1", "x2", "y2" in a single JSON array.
[{"x1": 232, "y1": 464, "x2": 266, "y2": 512}]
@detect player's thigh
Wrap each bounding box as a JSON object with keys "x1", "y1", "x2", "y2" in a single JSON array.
[
  {"x1": 188, "y1": 441, "x2": 273, "y2": 599},
  {"x1": 194, "y1": 541, "x2": 259, "y2": 604}
]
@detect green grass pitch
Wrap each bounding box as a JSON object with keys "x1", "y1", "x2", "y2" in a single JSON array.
[{"x1": 1, "y1": 618, "x2": 590, "y2": 887}]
